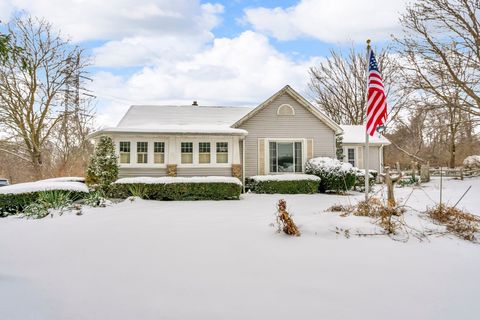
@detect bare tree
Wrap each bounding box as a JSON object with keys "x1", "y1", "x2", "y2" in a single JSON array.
[
  {"x1": 0, "y1": 16, "x2": 93, "y2": 179},
  {"x1": 396, "y1": 0, "x2": 480, "y2": 116},
  {"x1": 308, "y1": 46, "x2": 407, "y2": 125}
]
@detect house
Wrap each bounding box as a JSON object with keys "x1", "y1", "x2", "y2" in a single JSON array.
[{"x1": 91, "y1": 85, "x2": 390, "y2": 182}]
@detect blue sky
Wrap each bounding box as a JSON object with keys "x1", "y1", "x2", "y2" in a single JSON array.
[{"x1": 1, "y1": 0, "x2": 407, "y2": 126}]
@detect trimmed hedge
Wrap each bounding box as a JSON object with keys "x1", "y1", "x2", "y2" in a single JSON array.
[
  {"x1": 0, "y1": 190, "x2": 88, "y2": 217},
  {"x1": 108, "y1": 182, "x2": 242, "y2": 200},
  {"x1": 246, "y1": 178, "x2": 320, "y2": 194},
  {"x1": 305, "y1": 157, "x2": 357, "y2": 193}
]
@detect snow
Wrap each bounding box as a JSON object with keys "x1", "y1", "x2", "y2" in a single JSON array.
[
  {"x1": 38, "y1": 177, "x2": 85, "y2": 183},
  {"x1": 307, "y1": 156, "x2": 355, "y2": 173},
  {"x1": 0, "y1": 177, "x2": 479, "y2": 319},
  {"x1": 249, "y1": 174, "x2": 320, "y2": 181},
  {"x1": 356, "y1": 169, "x2": 378, "y2": 177},
  {"x1": 463, "y1": 155, "x2": 480, "y2": 169},
  {"x1": 0, "y1": 181, "x2": 89, "y2": 195},
  {"x1": 115, "y1": 176, "x2": 242, "y2": 186},
  {"x1": 340, "y1": 125, "x2": 390, "y2": 144}
]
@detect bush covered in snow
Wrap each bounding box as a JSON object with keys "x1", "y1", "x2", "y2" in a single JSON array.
[
  {"x1": 305, "y1": 157, "x2": 357, "y2": 193},
  {"x1": 109, "y1": 177, "x2": 242, "y2": 200},
  {"x1": 0, "y1": 180, "x2": 89, "y2": 217},
  {"x1": 354, "y1": 169, "x2": 377, "y2": 191},
  {"x1": 463, "y1": 155, "x2": 480, "y2": 170},
  {"x1": 246, "y1": 174, "x2": 320, "y2": 194},
  {"x1": 86, "y1": 136, "x2": 119, "y2": 190}
]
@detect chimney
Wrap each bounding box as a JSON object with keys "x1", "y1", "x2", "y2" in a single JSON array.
[{"x1": 192, "y1": 101, "x2": 198, "y2": 106}]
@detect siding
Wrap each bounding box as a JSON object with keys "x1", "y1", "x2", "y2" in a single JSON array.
[
  {"x1": 177, "y1": 167, "x2": 232, "y2": 177},
  {"x1": 343, "y1": 144, "x2": 382, "y2": 172},
  {"x1": 119, "y1": 167, "x2": 167, "y2": 178},
  {"x1": 238, "y1": 92, "x2": 336, "y2": 177}
]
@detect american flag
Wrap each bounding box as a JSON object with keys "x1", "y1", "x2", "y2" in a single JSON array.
[{"x1": 366, "y1": 49, "x2": 387, "y2": 136}]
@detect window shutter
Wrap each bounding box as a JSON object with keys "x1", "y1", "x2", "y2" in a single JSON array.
[
  {"x1": 357, "y1": 146, "x2": 363, "y2": 168},
  {"x1": 258, "y1": 138, "x2": 266, "y2": 175},
  {"x1": 307, "y1": 139, "x2": 314, "y2": 160}
]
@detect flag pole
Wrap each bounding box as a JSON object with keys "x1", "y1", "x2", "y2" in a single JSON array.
[{"x1": 365, "y1": 39, "x2": 371, "y2": 202}]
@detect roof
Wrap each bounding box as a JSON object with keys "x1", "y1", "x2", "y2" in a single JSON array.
[
  {"x1": 232, "y1": 85, "x2": 343, "y2": 134},
  {"x1": 91, "y1": 105, "x2": 253, "y2": 137},
  {"x1": 340, "y1": 125, "x2": 391, "y2": 145}
]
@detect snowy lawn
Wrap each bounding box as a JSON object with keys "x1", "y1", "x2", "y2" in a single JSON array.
[{"x1": 0, "y1": 177, "x2": 479, "y2": 320}]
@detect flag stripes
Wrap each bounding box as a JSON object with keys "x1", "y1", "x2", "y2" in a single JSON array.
[{"x1": 366, "y1": 50, "x2": 387, "y2": 136}]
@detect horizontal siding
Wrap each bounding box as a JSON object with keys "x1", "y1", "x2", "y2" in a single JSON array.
[
  {"x1": 238, "y1": 92, "x2": 336, "y2": 177},
  {"x1": 343, "y1": 144, "x2": 382, "y2": 172},
  {"x1": 177, "y1": 167, "x2": 232, "y2": 177},
  {"x1": 119, "y1": 167, "x2": 167, "y2": 178}
]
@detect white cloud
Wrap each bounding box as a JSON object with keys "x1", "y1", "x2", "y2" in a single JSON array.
[
  {"x1": 91, "y1": 31, "x2": 324, "y2": 127},
  {"x1": 244, "y1": 0, "x2": 408, "y2": 43},
  {"x1": 2, "y1": 0, "x2": 223, "y2": 42}
]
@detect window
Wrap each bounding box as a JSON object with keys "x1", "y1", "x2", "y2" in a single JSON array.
[
  {"x1": 137, "y1": 142, "x2": 148, "y2": 164},
  {"x1": 269, "y1": 141, "x2": 302, "y2": 173},
  {"x1": 154, "y1": 142, "x2": 165, "y2": 164},
  {"x1": 119, "y1": 141, "x2": 130, "y2": 164},
  {"x1": 277, "y1": 104, "x2": 295, "y2": 116},
  {"x1": 216, "y1": 142, "x2": 228, "y2": 163},
  {"x1": 199, "y1": 142, "x2": 211, "y2": 164},
  {"x1": 347, "y1": 148, "x2": 355, "y2": 166},
  {"x1": 181, "y1": 142, "x2": 193, "y2": 164}
]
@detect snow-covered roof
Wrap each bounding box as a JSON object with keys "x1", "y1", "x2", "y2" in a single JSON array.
[
  {"x1": 340, "y1": 125, "x2": 390, "y2": 145},
  {"x1": 92, "y1": 105, "x2": 253, "y2": 137}
]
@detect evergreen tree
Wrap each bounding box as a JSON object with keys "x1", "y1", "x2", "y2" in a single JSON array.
[{"x1": 86, "y1": 136, "x2": 118, "y2": 189}]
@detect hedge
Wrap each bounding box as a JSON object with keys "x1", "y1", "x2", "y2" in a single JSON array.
[
  {"x1": 0, "y1": 190, "x2": 88, "y2": 217},
  {"x1": 246, "y1": 175, "x2": 320, "y2": 194},
  {"x1": 108, "y1": 182, "x2": 242, "y2": 200},
  {"x1": 305, "y1": 157, "x2": 357, "y2": 193}
]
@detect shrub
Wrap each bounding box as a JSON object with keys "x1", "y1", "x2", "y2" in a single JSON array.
[
  {"x1": 0, "y1": 190, "x2": 87, "y2": 217},
  {"x1": 109, "y1": 177, "x2": 242, "y2": 200},
  {"x1": 354, "y1": 169, "x2": 377, "y2": 191},
  {"x1": 86, "y1": 136, "x2": 119, "y2": 190},
  {"x1": 246, "y1": 174, "x2": 320, "y2": 194},
  {"x1": 305, "y1": 157, "x2": 357, "y2": 193}
]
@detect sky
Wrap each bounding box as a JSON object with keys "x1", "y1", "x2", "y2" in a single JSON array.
[{"x1": 0, "y1": 0, "x2": 409, "y2": 127}]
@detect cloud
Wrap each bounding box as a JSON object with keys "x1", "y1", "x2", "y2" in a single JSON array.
[
  {"x1": 244, "y1": 0, "x2": 408, "y2": 43},
  {"x1": 91, "y1": 31, "x2": 324, "y2": 126},
  {"x1": 2, "y1": 0, "x2": 223, "y2": 42}
]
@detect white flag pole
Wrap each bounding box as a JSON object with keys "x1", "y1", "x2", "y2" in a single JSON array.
[{"x1": 365, "y1": 39, "x2": 371, "y2": 202}]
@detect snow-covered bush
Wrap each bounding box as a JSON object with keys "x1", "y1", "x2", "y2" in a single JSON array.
[
  {"x1": 463, "y1": 155, "x2": 480, "y2": 170},
  {"x1": 246, "y1": 174, "x2": 320, "y2": 194},
  {"x1": 354, "y1": 169, "x2": 377, "y2": 191},
  {"x1": 305, "y1": 157, "x2": 357, "y2": 193},
  {"x1": 0, "y1": 181, "x2": 89, "y2": 216},
  {"x1": 86, "y1": 136, "x2": 119, "y2": 190},
  {"x1": 109, "y1": 177, "x2": 242, "y2": 200}
]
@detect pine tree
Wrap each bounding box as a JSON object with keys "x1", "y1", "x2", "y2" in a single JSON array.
[{"x1": 86, "y1": 136, "x2": 118, "y2": 189}]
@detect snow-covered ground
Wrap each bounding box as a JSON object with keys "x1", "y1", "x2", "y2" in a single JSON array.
[{"x1": 0, "y1": 177, "x2": 479, "y2": 320}]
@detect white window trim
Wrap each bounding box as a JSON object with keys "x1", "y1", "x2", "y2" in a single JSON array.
[
  {"x1": 264, "y1": 138, "x2": 306, "y2": 174},
  {"x1": 176, "y1": 137, "x2": 233, "y2": 168},
  {"x1": 116, "y1": 138, "x2": 168, "y2": 168},
  {"x1": 276, "y1": 104, "x2": 295, "y2": 116}
]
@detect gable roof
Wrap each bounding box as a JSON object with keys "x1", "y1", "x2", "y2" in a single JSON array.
[
  {"x1": 232, "y1": 85, "x2": 343, "y2": 134},
  {"x1": 92, "y1": 105, "x2": 253, "y2": 137},
  {"x1": 340, "y1": 125, "x2": 391, "y2": 145}
]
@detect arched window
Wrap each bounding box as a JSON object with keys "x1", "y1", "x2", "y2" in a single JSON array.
[{"x1": 277, "y1": 104, "x2": 295, "y2": 116}]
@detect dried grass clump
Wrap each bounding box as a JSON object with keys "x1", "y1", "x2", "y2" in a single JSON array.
[
  {"x1": 326, "y1": 204, "x2": 353, "y2": 213},
  {"x1": 276, "y1": 199, "x2": 300, "y2": 236},
  {"x1": 427, "y1": 204, "x2": 479, "y2": 241},
  {"x1": 352, "y1": 197, "x2": 406, "y2": 235}
]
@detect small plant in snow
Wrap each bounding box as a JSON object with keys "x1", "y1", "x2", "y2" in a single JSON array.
[
  {"x1": 83, "y1": 189, "x2": 108, "y2": 207},
  {"x1": 86, "y1": 136, "x2": 119, "y2": 191},
  {"x1": 23, "y1": 202, "x2": 50, "y2": 219},
  {"x1": 275, "y1": 199, "x2": 300, "y2": 236}
]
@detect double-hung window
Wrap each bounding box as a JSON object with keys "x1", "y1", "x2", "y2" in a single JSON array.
[
  {"x1": 199, "y1": 142, "x2": 211, "y2": 164},
  {"x1": 269, "y1": 141, "x2": 303, "y2": 173},
  {"x1": 137, "y1": 142, "x2": 148, "y2": 164},
  {"x1": 181, "y1": 142, "x2": 193, "y2": 164},
  {"x1": 119, "y1": 141, "x2": 131, "y2": 164},
  {"x1": 154, "y1": 142, "x2": 165, "y2": 164},
  {"x1": 216, "y1": 142, "x2": 228, "y2": 163},
  {"x1": 347, "y1": 148, "x2": 355, "y2": 166}
]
